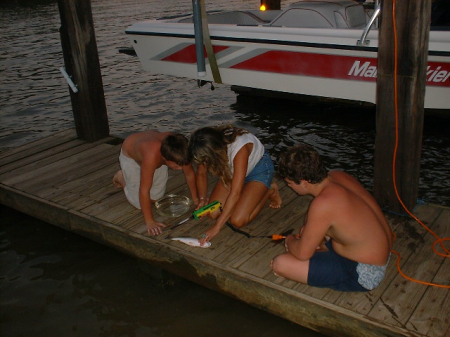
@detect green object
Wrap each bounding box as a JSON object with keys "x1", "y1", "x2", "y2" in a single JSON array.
[{"x1": 193, "y1": 201, "x2": 222, "y2": 219}]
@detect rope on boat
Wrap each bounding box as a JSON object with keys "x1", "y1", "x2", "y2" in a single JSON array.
[{"x1": 199, "y1": 0, "x2": 222, "y2": 84}]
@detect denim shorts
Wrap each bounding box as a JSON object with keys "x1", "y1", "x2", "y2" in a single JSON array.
[{"x1": 244, "y1": 150, "x2": 274, "y2": 189}]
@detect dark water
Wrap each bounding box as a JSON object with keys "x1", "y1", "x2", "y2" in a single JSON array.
[
  {"x1": 0, "y1": 0, "x2": 449, "y2": 335},
  {"x1": 1, "y1": 205, "x2": 323, "y2": 337}
]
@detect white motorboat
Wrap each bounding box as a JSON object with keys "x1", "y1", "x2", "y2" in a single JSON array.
[{"x1": 125, "y1": 0, "x2": 450, "y2": 110}]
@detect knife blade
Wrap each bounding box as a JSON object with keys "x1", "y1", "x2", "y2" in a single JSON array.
[{"x1": 170, "y1": 215, "x2": 193, "y2": 230}]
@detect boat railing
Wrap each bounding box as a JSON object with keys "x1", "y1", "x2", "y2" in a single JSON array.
[{"x1": 357, "y1": 4, "x2": 380, "y2": 46}]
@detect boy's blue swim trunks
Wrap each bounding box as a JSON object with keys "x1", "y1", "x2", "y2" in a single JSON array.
[{"x1": 307, "y1": 239, "x2": 389, "y2": 292}]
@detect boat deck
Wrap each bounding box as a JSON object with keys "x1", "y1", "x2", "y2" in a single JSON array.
[{"x1": 0, "y1": 129, "x2": 448, "y2": 337}]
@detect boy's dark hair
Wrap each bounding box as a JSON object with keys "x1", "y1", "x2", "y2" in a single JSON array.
[
  {"x1": 278, "y1": 143, "x2": 328, "y2": 184},
  {"x1": 160, "y1": 133, "x2": 190, "y2": 166}
]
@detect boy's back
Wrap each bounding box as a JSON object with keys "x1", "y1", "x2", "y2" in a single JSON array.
[
  {"x1": 318, "y1": 171, "x2": 393, "y2": 266},
  {"x1": 121, "y1": 130, "x2": 171, "y2": 167}
]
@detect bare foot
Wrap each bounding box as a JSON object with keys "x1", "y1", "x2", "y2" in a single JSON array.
[
  {"x1": 269, "y1": 182, "x2": 282, "y2": 208},
  {"x1": 113, "y1": 170, "x2": 125, "y2": 189},
  {"x1": 270, "y1": 260, "x2": 280, "y2": 277}
]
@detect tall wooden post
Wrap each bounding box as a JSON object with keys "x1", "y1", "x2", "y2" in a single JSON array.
[
  {"x1": 261, "y1": 0, "x2": 281, "y2": 10},
  {"x1": 374, "y1": 0, "x2": 431, "y2": 213},
  {"x1": 58, "y1": 0, "x2": 109, "y2": 142}
]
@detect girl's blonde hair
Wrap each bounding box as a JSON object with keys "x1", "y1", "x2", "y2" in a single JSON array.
[{"x1": 189, "y1": 125, "x2": 247, "y2": 186}]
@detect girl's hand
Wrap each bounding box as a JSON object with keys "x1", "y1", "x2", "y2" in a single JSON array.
[
  {"x1": 146, "y1": 220, "x2": 166, "y2": 236},
  {"x1": 199, "y1": 225, "x2": 220, "y2": 245},
  {"x1": 195, "y1": 197, "x2": 207, "y2": 210}
]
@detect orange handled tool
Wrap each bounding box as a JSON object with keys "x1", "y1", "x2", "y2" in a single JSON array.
[{"x1": 226, "y1": 223, "x2": 297, "y2": 241}]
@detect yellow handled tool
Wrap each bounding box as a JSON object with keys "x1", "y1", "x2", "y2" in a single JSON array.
[
  {"x1": 171, "y1": 201, "x2": 222, "y2": 230},
  {"x1": 193, "y1": 200, "x2": 222, "y2": 219}
]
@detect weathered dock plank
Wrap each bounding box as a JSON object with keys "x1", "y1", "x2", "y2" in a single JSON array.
[
  {"x1": 0, "y1": 138, "x2": 85, "y2": 175},
  {"x1": 0, "y1": 129, "x2": 77, "y2": 162},
  {"x1": 1, "y1": 130, "x2": 448, "y2": 337},
  {"x1": 2, "y1": 143, "x2": 117, "y2": 188},
  {"x1": 368, "y1": 206, "x2": 445, "y2": 328},
  {"x1": 404, "y1": 208, "x2": 450, "y2": 336},
  {"x1": 49, "y1": 162, "x2": 120, "y2": 206}
]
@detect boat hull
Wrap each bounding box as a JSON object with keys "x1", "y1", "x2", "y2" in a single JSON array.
[{"x1": 126, "y1": 22, "x2": 450, "y2": 110}]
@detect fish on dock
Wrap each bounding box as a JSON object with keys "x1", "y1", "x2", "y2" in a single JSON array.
[{"x1": 170, "y1": 237, "x2": 211, "y2": 248}]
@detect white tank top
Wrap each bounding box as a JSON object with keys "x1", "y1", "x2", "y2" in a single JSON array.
[{"x1": 227, "y1": 133, "x2": 265, "y2": 176}]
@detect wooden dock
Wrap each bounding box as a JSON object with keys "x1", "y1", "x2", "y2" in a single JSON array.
[{"x1": 0, "y1": 129, "x2": 448, "y2": 337}]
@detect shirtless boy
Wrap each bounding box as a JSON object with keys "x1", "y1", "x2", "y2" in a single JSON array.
[
  {"x1": 271, "y1": 144, "x2": 393, "y2": 292},
  {"x1": 113, "y1": 131, "x2": 200, "y2": 236}
]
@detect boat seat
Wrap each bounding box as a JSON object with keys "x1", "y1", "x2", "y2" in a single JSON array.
[
  {"x1": 334, "y1": 3, "x2": 367, "y2": 28},
  {"x1": 269, "y1": 8, "x2": 334, "y2": 28},
  {"x1": 269, "y1": 1, "x2": 367, "y2": 29}
]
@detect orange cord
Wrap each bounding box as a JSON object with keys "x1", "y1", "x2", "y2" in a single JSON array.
[
  {"x1": 391, "y1": 0, "x2": 450, "y2": 288},
  {"x1": 271, "y1": 234, "x2": 301, "y2": 241},
  {"x1": 272, "y1": 234, "x2": 287, "y2": 241}
]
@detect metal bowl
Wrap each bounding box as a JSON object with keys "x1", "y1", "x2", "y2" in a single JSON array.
[{"x1": 155, "y1": 194, "x2": 191, "y2": 217}]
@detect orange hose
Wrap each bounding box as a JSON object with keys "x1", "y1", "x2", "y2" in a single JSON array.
[{"x1": 390, "y1": 0, "x2": 449, "y2": 288}]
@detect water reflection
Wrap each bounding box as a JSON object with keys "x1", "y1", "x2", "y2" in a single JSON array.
[
  {"x1": 232, "y1": 94, "x2": 450, "y2": 202},
  {"x1": 233, "y1": 96, "x2": 377, "y2": 187}
]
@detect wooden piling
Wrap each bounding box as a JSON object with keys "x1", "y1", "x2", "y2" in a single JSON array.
[
  {"x1": 58, "y1": 0, "x2": 109, "y2": 142},
  {"x1": 374, "y1": 0, "x2": 431, "y2": 213}
]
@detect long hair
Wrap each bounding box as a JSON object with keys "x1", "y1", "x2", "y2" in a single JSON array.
[{"x1": 189, "y1": 125, "x2": 247, "y2": 186}]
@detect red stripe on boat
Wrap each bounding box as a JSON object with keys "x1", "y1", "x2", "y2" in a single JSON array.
[
  {"x1": 162, "y1": 45, "x2": 229, "y2": 63},
  {"x1": 230, "y1": 50, "x2": 450, "y2": 87}
]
